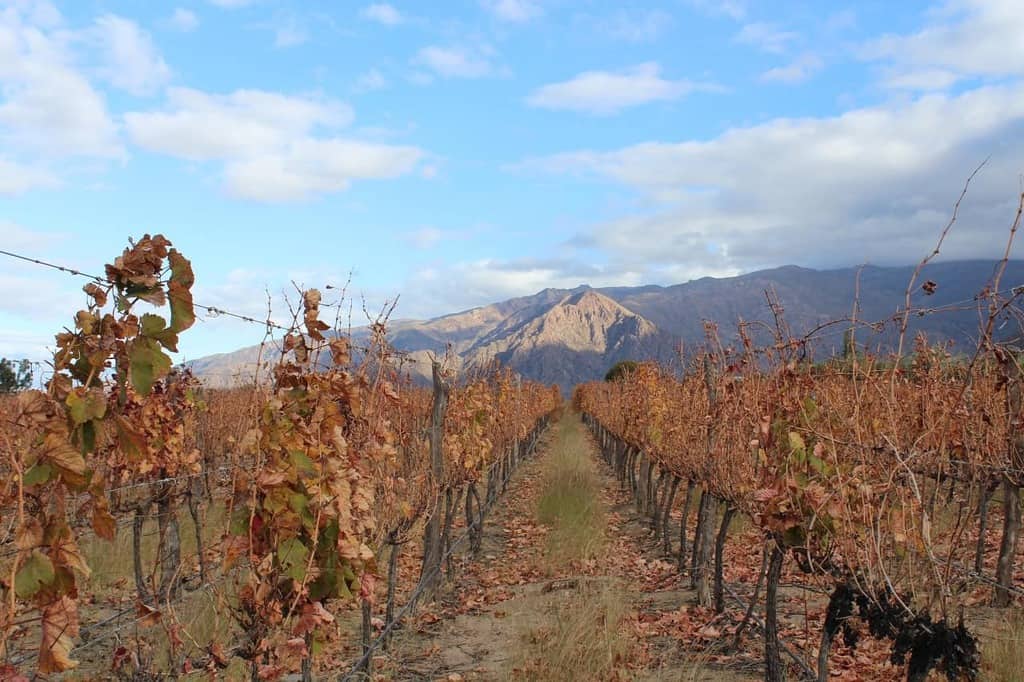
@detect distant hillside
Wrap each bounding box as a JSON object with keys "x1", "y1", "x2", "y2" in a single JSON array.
[
  {"x1": 457, "y1": 289, "x2": 675, "y2": 392},
  {"x1": 188, "y1": 259, "x2": 1024, "y2": 392}
]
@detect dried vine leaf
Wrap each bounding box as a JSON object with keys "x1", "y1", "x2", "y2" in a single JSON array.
[{"x1": 38, "y1": 596, "x2": 80, "y2": 673}]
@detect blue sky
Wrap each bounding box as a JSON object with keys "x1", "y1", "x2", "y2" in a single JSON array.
[{"x1": 3, "y1": 0, "x2": 1024, "y2": 363}]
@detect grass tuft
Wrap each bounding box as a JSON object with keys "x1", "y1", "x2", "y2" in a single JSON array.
[
  {"x1": 514, "y1": 583, "x2": 630, "y2": 682},
  {"x1": 983, "y1": 609, "x2": 1024, "y2": 681},
  {"x1": 536, "y1": 416, "x2": 606, "y2": 565}
]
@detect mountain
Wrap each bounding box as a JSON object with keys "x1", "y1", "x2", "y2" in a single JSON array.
[
  {"x1": 187, "y1": 260, "x2": 1024, "y2": 392},
  {"x1": 458, "y1": 289, "x2": 675, "y2": 391},
  {"x1": 613, "y1": 261, "x2": 1024, "y2": 353}
]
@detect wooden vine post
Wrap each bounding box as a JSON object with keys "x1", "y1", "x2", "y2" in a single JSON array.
[
  {"x1": 692, "y1": 354, "x2": 718, "y2": 606},
  {"x1": 421, "y1": 361, "x2": 450, "y2": 593},
  {"x1": 764, "y1": 538, "x2": 786, "y2": 682},
  {"x1": 994, "y1": 348, "x2": 1023, "y2": 607}
]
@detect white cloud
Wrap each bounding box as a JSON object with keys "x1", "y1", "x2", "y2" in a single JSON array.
[
  {"x1": 761, "y1": 53, "x2": 824, "y2": 84},
  {"x1": 126, "y1": 87, "x2": 423, "y2": 201},
  {"x1": 522, "y1": 83, "x2": 1024, "y2": 276},
  {"x1": 482, "y1": 0, "x2": 542, "y2": 23},
  {"x1": 354, "y1": 68, "x2": 388, "y2": 92},
  {"x1": 90, "y1": 14, "x2": 171, "y2": 95},
  {"x1": 734, "y1": 22, "x2": 797, "y2": 54},
  {"x1": 208, "y1": 0, "x2": 255, "y2": 8},
  {"x1": 169, "y1": 8, "x2": 199, "y2": 32},
  {"x1": 883, "y1": 68, "x2": 960, "y2": 91},
  {"x1": 0, "y1": 222, "x2": 79, "y2": 361},
  {"x1": 825, "y1": 9, "x2": 857, "y2": 33},
  {"x1": 683, "y1": 0, "x2": 745, "y2": 21},
  {"x1": 0, "y1": 327, "x2": 56, "y2": 363},
  {"x1": 362, "y1": 3, "x2": 403, "y2": 25},
  {"x1": 580, "y1": 9, "x2": 673, "y2": 43},
  {"x1": 0, "y1": 159, "x2": 59, "y2": 194},
  {"x1": 3, "y1": 0, "x2": 62, "y2": 28},
  {"x1": 861, "y1": 0, "x2": 1024, "y2": 89},
  {"x1": 273, "y1": 18, "x2": 308, "y2": 47},
  {"x1": 126, "y1": 88, "x2": 351, "y2": 160},
  {"x1": 403, "y1": 257, "x2": 644, "y2": 317},
  {"x1": 413, "y1": 45, "x2": 494, "y2": 79},
  {"x1": 404, "y1": 227, "x2": 444, "y2": 249},
  {"x1": 0, "y1": 221, "x2": 66, "y2": 251},
  {"x1": 0, "y1": 4, "x2": 123, "y2": 161},
  {"x1": 526, "y1": 63, "x2": 718, "y2": 115},
  {"x1": 222, "y1": 139, "x2": 421, "y2": 201}
]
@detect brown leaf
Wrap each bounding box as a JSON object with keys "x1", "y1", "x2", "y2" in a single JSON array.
[
  {"x1": 83, "y1": 282, "x2": 108, "y2": 307},
  {"x1": 53, "y1": 532, "x2": 91, "y2": 579},
  {"x1": 135, "y1": 601, "x2": 162, "y2": 628},
  {"x1": 257, "y1": 470, "x2": 289, "y2": 487},
  {"x1": 17, "y1": 390, "x2": 53, "y2": 424},
  {"x1": 40, "y1": 433, "x2": 88, "y2": 488},
  {"x1": 38, "y1": 596, "x2": 80, "y2": 673},
  {"x1": 92, "y1": 499, "x2": 117, "y2": 542},
  {"x1": 16, "y1": 518, "x2": 43, "y2": 551},
  {"x1": 329, "y1": 337, "x2": 350, "y2": 366}
]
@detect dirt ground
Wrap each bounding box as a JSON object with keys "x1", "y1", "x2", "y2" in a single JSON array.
[{"x1": 373, "y1": 414, "x2": 765, "y2": 681}]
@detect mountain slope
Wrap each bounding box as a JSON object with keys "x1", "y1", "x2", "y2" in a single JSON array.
[
  {"x1": 461, "y1": 289, "x2": 674, "y2": 391},
  {"x1": 187, "y1": 259, "x2": 1024, "y2": 390},
  {"x1": 615, "y1": 260, "x2": 1024, "y2": 353}
]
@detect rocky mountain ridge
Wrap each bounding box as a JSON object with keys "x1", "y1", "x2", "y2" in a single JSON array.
[{"x1": 187, "y1": 260, "x2": 1024, "y2": 392}]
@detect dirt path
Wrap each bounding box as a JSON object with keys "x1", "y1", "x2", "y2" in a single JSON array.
[{"x1": 376, "y1": 412, "x2": 762, "y2": 681}]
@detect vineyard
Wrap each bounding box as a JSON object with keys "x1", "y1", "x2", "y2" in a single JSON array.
[
  {"x1": 0, "y1": 235, "x2": 559, "y2": 680},
  {"x1": 1, "y1": 217, "x2": 1023, "y2": 681}
]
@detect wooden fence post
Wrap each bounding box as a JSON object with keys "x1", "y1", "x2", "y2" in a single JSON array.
[{"x1": 420, "y1": 361, "x2": 450, "y2": 593}]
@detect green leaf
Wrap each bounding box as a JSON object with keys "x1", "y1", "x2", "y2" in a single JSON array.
[
  {"x1": 78, "y1": 419, "x2": 97, "y2": 454},
  {"x1": 277, "y1": 537, "x2": 310, "y2": 583},
  {"x1": 129, "y1": 338, "x2": 172, "y2": 396},
  {"x1": 140, "y1": 313, "x2": 167, "y2": 337},
  {"x1": 23, "y1": 463, "x2": 52, "y2": 487},
  {"x1": 229, "y1": 507, "x2": 251, "y2": 536},
  {"x1": 140, "y1": 313, "x2": 179, "y2": 352},
  {"x1": 289, "y1": 450, "x2": 315, "y2": 474},
  {"x1": 802, "y1": 396, "x2": 818, "y2": 421},
  {"x1": 788, "y1": 431, "x2": 806, "y2": 454},
  {"x1": 66, "y1": 389, "x2": 107, "y2": 426},
  {"x1": 168, "y1": 249, "x2": 195, "y2": 287},
  {"x1": 308, "y1": 568, "x2": 338, "y2": 602},
  {"x1": 320, "y1": 520, "x2": 339, "y2": 549},
  {"x1": 125, "y1": 283, "x2": 166, "y2": 306},
  {"x1": 807, "y1": 453, "x2": 827, "y2": 475},
  {"x1": 788, "y1": 431, "x2": 806, "y2": 466},
  {"x1": 15, "y1": 551, "x2": 55, "y2": 599},
  {"x1": 289, "y1": 492, "x2": 309, "y2": 516}
]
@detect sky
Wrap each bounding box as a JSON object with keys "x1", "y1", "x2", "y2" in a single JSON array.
[{"x1": 2, "y1": 0, "x2": 1024, "y2": 364}]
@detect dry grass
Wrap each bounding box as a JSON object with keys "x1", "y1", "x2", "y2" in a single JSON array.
[
  {"x1": 511, "y1": 415, "x2": 631, "y2": 681},
  {"x1": 74, "y1": 500, "x2": 238, "y2": 678},
  {"x1": 536, "y1": 415, "x2": 606, "y2": 565},
  {"x1": 82, "y1": 500, "x2": 227, "y2": 595},
  {"x1": 195, "y1": 385, "x2": 261, "y2": 462},
  {"x1": 983, "y1": 609, "x2": 1024, "y2": 681},
  {"x1": 513, "y1": 583, "x2": 631, "y2": 682}
]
